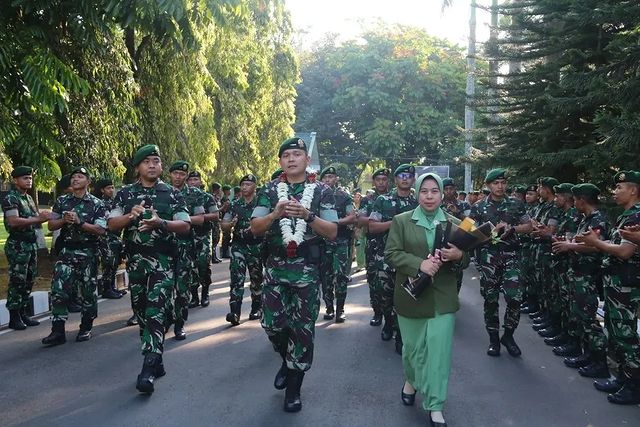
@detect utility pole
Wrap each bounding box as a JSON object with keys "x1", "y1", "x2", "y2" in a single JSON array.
[{"x1": 464, "y1": 0, "x2": 477, "y2": 192}]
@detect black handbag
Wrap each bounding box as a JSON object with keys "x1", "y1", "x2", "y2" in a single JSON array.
[{"x1": 401, "y1": 222, "x2": 449, "y2": 300}]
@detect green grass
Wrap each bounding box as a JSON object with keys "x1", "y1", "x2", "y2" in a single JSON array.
[{"x1": 0, "y1": 216, "x2": 53, "y2": 269}]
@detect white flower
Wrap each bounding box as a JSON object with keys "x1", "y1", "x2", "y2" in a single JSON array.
[{"x1": 277, "y1": 180, "x2": 317, "y2": 246}]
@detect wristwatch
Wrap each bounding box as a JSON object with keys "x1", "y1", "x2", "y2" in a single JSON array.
[
  {"x1": 161, "y1": 219, "x2": 168, "y2": 230},
  {"x1": 305, "y1": 211, "x2": 316, "y2": 223}
]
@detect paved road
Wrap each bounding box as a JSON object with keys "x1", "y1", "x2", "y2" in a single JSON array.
[{"x1": 0, "y1": 262, "x2": 638, "y2": 427}]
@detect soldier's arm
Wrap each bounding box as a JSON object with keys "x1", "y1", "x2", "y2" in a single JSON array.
[
  {"x1": 368, "y1": 219, "x2": 392, "y2": 234},
  {"x1": 251, "y1": 201, "x2": 287, "y2": 236},
  {"x1": 78, "y1": 222, "x2": 106, "y2": 236},
  {"x1": 47, "y1": 198, "x2": 67, "y2": 231},
  {"x1": 6, "y1": 213, "x2": 48, "y2": 228},
  {"x1": 220, "y1": 210, "x2": 235, "y2": 233},
  {"x1": 583, "y1": 238, "x2": 636, "y2": 260}
]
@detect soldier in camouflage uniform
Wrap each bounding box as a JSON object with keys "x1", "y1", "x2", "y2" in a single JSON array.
[
  {"x1": 542, "y1": 183, "x2": 580, "y2": 348},
  {"x1": 188, "y1": 171, "x2": 219, "y2": 306},
  {"x1": 369, "y1": 164, "x2": 418, "y2": 354},
  {"x1": 108, "y1": 144, "x2": 191, "y2": 395},
  {"x1": 169, "y1": 161, "x2": 205, "y2": 340},
  {"x1": 221, "y1": 173, "x2": 264, "y2": 325},
  {"x1": 2, "y1": 166, "x2": 50, "y2": 330},
  {"x1": 210, "y1": 182, "x2": 223, "y2": 263},
  {"x1": 319, "y1": 166, "x2": 356, "y2": 323},
  {"x1": 251, "y1": 137, "x2": 337, "y2": 412},
  {"x1": 357, "y1": 168, "x2": 390, "y2": 326},
  {"x1": 553, "y1": 183, "x2": 610, "y2": 377},
  {"x1": 441, "y1": 177, "x2": 471, "y2": 294},
  {"x1": 520, "y1": 185, "x2": 540, "y2": 315},
  {"x1": 93, "y1": 178, "x2": 126, "y2": 300},
  {"x1": 469, "y1": 168, "x2": 532, "y2": 357},
  {"x1": 42, "y1": 167, "x2": 107, "y2": 345},
  {"x1": 577, "y1": 171, "x2": 640, "y2": 405},
  {"x1": 220, "y1": 185, "x2": 232, "y2": 258}
]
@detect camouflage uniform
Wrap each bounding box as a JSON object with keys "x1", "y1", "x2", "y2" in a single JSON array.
[
  {"x1": 532, "y1": 200, "x2": 561, "y2": 317},
  {"x1": 220, "y1": 194, "x2": 232, "y2": 257},
  {"x1": 442, "y1": 197, "x2": 471, "y2": 292},
  {"x1": 2, "y1": 189, "x2": 40, "y2": 311},
  {"x1": 252, "y1": 176, "x2": 337, "y2": 371},
  {"x1": 97, "y1": 196, "x2": 123, "y2": 295},
  {"x1": 175, "y1": 185, "x2": 204, "y2": 320},
  {"x1": 193, "y1": 189, "x2": 217, "y2": 298},
  {"x1": 211, "y1": 193, "x2": 222, "y2": 258},
  {"x1": 469, "y1": 197, "x2": 530, "y2": 333},
  {"x1": 552, "y1": 207, "x2": 580, "y2": 334},
  {"x1": 369, "y1": 190, "x2": 418, "y2": 325},
  {"x1": 225, "y1": 195, "x2": 264, "y2": 317},
  {"x1": 358, "y1": 190, "x2": 388, "y2": 316},
  {"x1": 568, "y1": 209, "x2": 610, "y2": 354},
  {"x1": 49, "y1": 193, "x2": 107, "y2": 324},
  {"x1": 602, "y1": 203, "x2": 640, "y2": 381},
  {"x1": 320, "y1": 186, "x2": 354, "y2": 313},
  {"x1": 520, "y1": 201, "x2": 539, "y2": 307},
  {"x1": 109, "y1": 180, "x2": 190, "y2": 355}
]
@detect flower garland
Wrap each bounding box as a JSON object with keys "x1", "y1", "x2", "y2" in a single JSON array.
[{"x1": 277, "y1": 171, "x2": 317, "y2": 257}]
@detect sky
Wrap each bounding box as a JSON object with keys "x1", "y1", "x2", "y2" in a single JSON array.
[{"x1": 285, "y1": 0, "x2": 491, "y2": 49}]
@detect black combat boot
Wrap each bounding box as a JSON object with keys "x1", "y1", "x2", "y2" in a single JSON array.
[
  {"x1": 381, "y1": 315, "x2": 394, "y2": 341},
  {"x1": 500, "y1": 328, "x2": 521, "y2": 357},
  {"x1": 544, "y1": 333, "x2": 569, "y2": 346},
  {"x1": 323, "y1": 304, "x2": 335, "y2": 320},
  {"x1": 274, "y1": 350, "x2": 288, "y2": 390},
  {"x1": 200, "y1": 284, "x2": 210, "y2": 307},
  {"x1": 101, "y1": 280, "x2": 123, "y2": 299},
  {"x1": 578, "y1": 353, "x2": 609, "y2": 378},
  {"x1": 370, "y1": 309, "x2": 382, "y2": 326},
  {"x1": 594, "y1": 371, "x2": 624, "y2": 393},
  {"x1": 8, "y1": 310, "x2": 27, "y2": 330},
  {"x1": 42, "y1": 320, "x2": 66, "y2": 346},
  {"x1": 68, "y1": 299, "x2": 82, "y2": 313},
  {"x1": 487, "y1": 331, "x2": 501, "y2": 357},
  {"x1": 553, "y1": 338, "x2": 581, "y2": 357},
  {"x1": 20, "y1": 308, "x2": 40, "y2": 327},
  {"x1": 225, "y1": 302, "x2": 240, "y2": 326},
  {"x1": 76, "y1": 317, "x2": 93, "y2": 342},
  {"x1": 155, "y1": 355, "x2": 166, "y2": 378},
  {"x1": 532, "y1": 320, "x2": 552, "y2": 331},
  {"x1": 283, "y1": 370, "x2": 305, "y2": 412},
  {"x1": 538, "y1": 325, "x2": 562, "y2": 338},
  {"x1": 126, "y1": 314, "x2": 139, "y2": 326},
  {"x1": 188, "y1": 288, "x2": 200, "y2": 308},
  {"x1": 136, "y1": 353, "x2": 161, "y2": 394},
  {"x1": 174, "y1": 320, "x2": 186, "y2": 340},
  {"x1": 248, "y1": 297, "x2": 262, "y2": 320},
  {"x1": 335, "y1": 299, "x2": 346, "y2": 323},
  {"x1": 564, "y1": 352, "x2": 592, "y2": 369},
  {"x1": 608, "y1": 377, "x2": 640, "y2": 405}
]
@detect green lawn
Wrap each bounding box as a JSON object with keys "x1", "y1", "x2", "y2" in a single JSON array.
[{"x1": 0, "y1": 216, "x2": 53, "y2": 269}]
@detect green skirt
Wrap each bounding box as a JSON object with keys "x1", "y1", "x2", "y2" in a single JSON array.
[{"x1": 398, "y1": 312, "x2": 455, "y2": 411}]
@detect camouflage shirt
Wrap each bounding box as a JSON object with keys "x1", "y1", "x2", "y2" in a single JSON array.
[
  {"x1": 369, "y1": 189, "x2": 418, "y2": 266},
  {"x1": 327, "y1": 186, "x2": 354, "y2": 242},
  {"x1": 108, "y1": 180, "x2": 190, "y2": 252},
  {"x1": 194, "y1": 189, "x2": 217, "y2": 236},
  {"x1": 533, "y1": 200, "x2": 561, "y2": 245},
  {"x1": 51, "y1": 192, "x2": 107, "y2": 247},
  {"x1": 469, "y1": 196, "x2": 530, "y2": 251},
  {"x1": 177, "y1": 185, "x2": 205, "y2": 241},
  {"x1": 602, "y1": 202, "x2": 640, "y2": 285},
  {"x1": 520, "y1": 201, "x2": 540, "y2": 245},
  {"x1": 442, "y1": 198, "x2": 471, "y2": 220},
  {"x1": 100, "y1": 195, "x2": 122, "y2": 239},
  {"x1": 252, "y1": 176, "x2": 338, "y2": 287},
  {"x1": 224, "y1": 195, "x2": 262, "y2": 243},
  {"x1": 553, "y1": 206, "x2": 581, "y2": 262},
  {"x1": 1, "y1": 188, "x2": 39, "y2": 243},
  {"x1": 572, "y1": 209, "x2": 611, "y2": 274}
]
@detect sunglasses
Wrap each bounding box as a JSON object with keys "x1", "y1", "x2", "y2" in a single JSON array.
[{"x1": 397, "y1": 173, "x2": 415, "y2": 180}]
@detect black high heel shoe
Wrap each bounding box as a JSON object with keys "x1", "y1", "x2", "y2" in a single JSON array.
[
  {"x1": 401, "y1": 384, "x2": 415, "y2": 406},
  {"x1": 429, "y1": 412, "x2": 447, "y2": 427}
]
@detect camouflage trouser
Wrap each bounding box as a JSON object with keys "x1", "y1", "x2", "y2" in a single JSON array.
[
  {"x1": 50, "y1": 248, "x2": 98, "y2": 323},
  {"x1": 127, "y1": 252, "x2": 175, "y2": 355},
  {"x1": 603, "y1": 274, "x2": 640, "y2": 379},
  {"x1": 552, "y1": 257, "x2": 572, "y2": 330},
  {"x1": 529, "y1": 243, "x2": 543, "y2": 302},
  {"x1": 98, "y1": 234, "x2": 122, "y2": 291},
  {"x1": 4, "y1": 238, "x2": 37, "y2": 311},
  {"x1": 535, "y1": 245, "x2": 555, "y2": 314},
  {"x1": 229, "y1": 242, "x2": 264, "y2": 307},
  {"x1": 221, "y1": 229, "x2": 231, "y2": 253},
  {"x1": 261, "y1": 282, "x2": 320, "y2": 371},
  {"x1": 519, "y1": 243, "x2": 536, "y2": 299},
  {"x1": 375, "y1": 265, "x2": 396, "y2": 318},
  {"x1": 364, "y1": 237, "x2": 379, "y2": 312},
  {"x1": 211, "y1": 221, "x2": 221, "y2": 256},
  {"x1": 320, "y1": 239, "x2": 350, "y2": 309},
  {"x1": 477, "y1": 249, "x2": 522, "y2": 333},
  {"x1": 174, "y1": 241, "x2": 195, "y2": 324},
  {"x1": 568, "y1": 270, "x2": 606, "y2": 353},
  {"x1": 194, "y1": 233, "x2": 212, "y2": 287}
]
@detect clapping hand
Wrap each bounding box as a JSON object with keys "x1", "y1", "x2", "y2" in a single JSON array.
[{"x1": 139, "y1": 207, "x2": 162, "y2": 232}]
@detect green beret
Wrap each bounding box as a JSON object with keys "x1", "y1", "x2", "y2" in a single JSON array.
[
  {"x1": 222, "y1": 185, "x2": 232, "y2": 191},
  {"x1": 320, "y1": 166, "x2": 337, "y2": 179},
  {"x1": 471, "y1": 190, "x2": 480, "y2": 195},
  {"x1": 169, "y1": 160, "x2": 189, "y2": 173},
  {"x1": 572, "y1": 183, "x2": 601, "y2": 199},
  {"x1": 239, "y1": 174, "x2": 257, "y2": 185},
  {"x1": 526, "y1": 184, "x2": 538, "y2": 193},
  {"x1": 482, "y1": 188, "x2": 491, "y2": 195},
  {"x1": 484, "y1": 168, "x2": 507, "y2": 183},
  {"x1": 94, "y1": 178, "x2": 113, "y2": 191},
  {"x1": 514, "y1": 185, "x2": 527, "y2": 195},
  {"x1": 458, "y1": 191, "x2": 467, "y2": 197},
  {"x1": 210, "y1": 182, "x2": 221, "y2": 191},
  {"x1": 132, "y1": 144, "x2": 161, "y2": 166},
  {"x1": 11, "y1": 166, "x2": 33, "y2": 178},
  {"x1": 70, "y1": 166, "x2": 90, "y2": 179},
  {"x1": 614, "y1": 170, "x2": 640, "y2": 185},
  {"x1": 442, "y1": 177, "x2": 455, "y2": 187},
  {"x1": 188, "y1": 171, "x2": 201, "y2": 179},
  {"x1": 372, "y1": 168, "x2": 391, "y2": 179},
  {"x1": 233, "y1": 186, "x2": 241, "y2": 192},
  {"x1": 540, "y1": 177, "x2": 560, "y2": 190},
  {"x1": 270, "y1": 168, "x2": 283, "y2": 181},
  {"x1": 394, "y1": 164, "x2": 416, "y2": 176},
  {"x1": 554, "y1": 183, "x2": 574, "y2": 195},
  {"x1": 278, "y1": 137, "x2": 308, "y2": 157}
]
